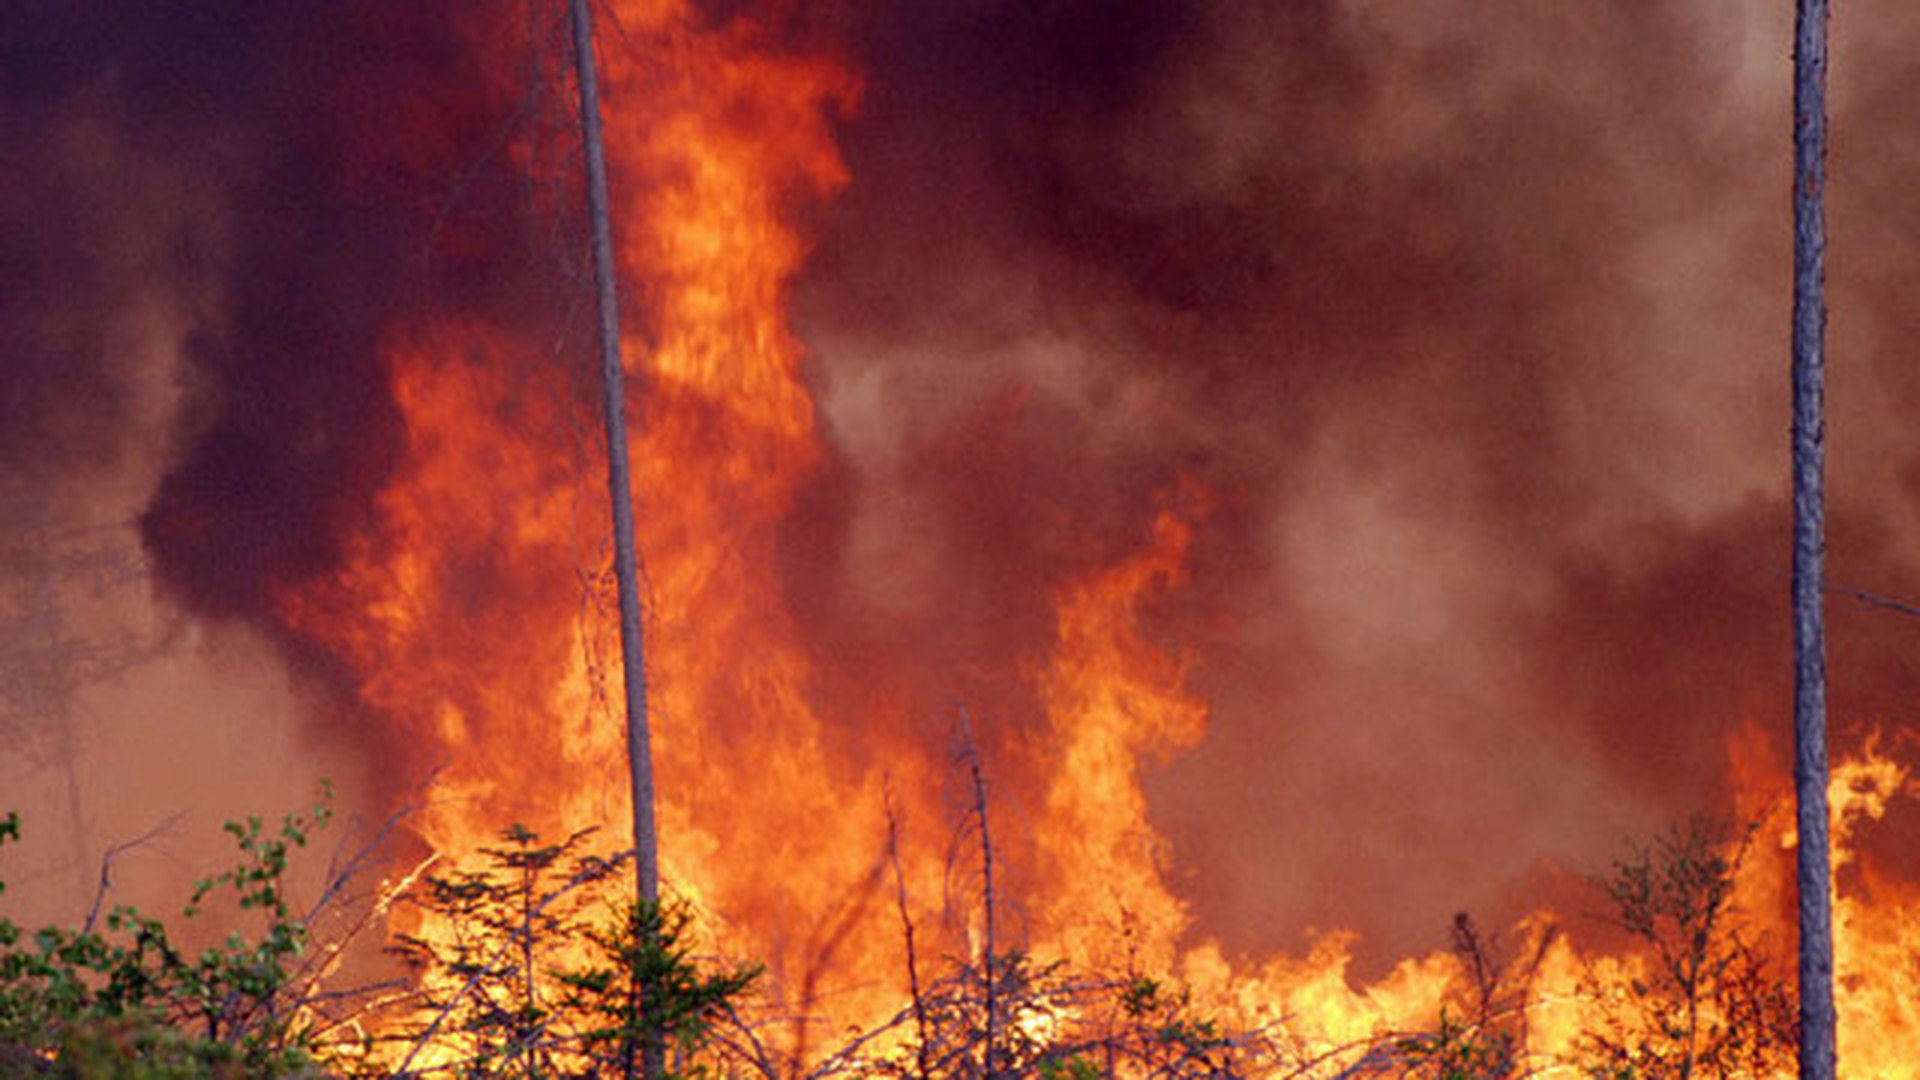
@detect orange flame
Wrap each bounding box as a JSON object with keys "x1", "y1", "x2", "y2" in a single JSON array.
[{"x1": 1031, "y1": 500, "x2": 1206, "y2": 972}]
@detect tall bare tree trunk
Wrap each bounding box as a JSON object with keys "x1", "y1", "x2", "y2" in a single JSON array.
[
  {"x1": 1790, "y1": 1, "x2": 1836, "y2": 1077},
  {"x1": 569, "y1": 0, "x2": 659, "y2": 908},
  {"x1": 569, "y1": 5, "x2": 666, "y2": 1078}
]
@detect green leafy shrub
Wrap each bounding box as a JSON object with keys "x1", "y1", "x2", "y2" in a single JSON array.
[{"x1": 0, "y1": 796, "x2": 335, "y2": 1080}]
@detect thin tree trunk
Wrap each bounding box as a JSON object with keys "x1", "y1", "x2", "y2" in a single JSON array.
[
  {"x1": 960, "y1": 711, "x2": 998, "y2": 1080},
  {"x1": 569, "y1": 4, "x2": 664, "y2": 1078},
  {"x1": 1790, "y1": 1, "x2": 1836, "y2": 1078},
  {"x1": 569, "y1": 0, "x2": 659, "y2": 906}
]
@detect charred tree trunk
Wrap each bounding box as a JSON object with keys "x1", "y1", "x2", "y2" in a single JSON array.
[
  {"x1": 568, "y1": 4, "x2": 664, "y2": 1078},
  {"x1": 1790, "y1": 1, "x2": 1836, "y2": 1078}
]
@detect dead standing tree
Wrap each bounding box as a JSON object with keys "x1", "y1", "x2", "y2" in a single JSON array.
[
  {"x1": 1789, "y1": 0, "x2": 1835, "y2": 1078},
  {"x1": 567, "y1": 0, "x2": 658, "y2": 910},
  {"x1": 568, "y1": 3, "x2": 664, "y2": 1077}
]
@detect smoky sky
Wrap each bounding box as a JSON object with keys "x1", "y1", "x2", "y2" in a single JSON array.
[
  {"x1": 8, "y1": 0, "x2": 1920, "y2": 973},
  {"x1": 5, "y1": 1, "x2": 595, "y2": 615},
  {"x1": 1, "y1": 0, "x2": 612, "y2": 796},
  {"x1": 788, "y1": 0, "x2": 1920, "y2": 967}
]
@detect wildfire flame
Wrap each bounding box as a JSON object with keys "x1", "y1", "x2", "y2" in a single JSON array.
[{"x1": 270, "y1": 1, "x2": 1920, "y2": 1075}]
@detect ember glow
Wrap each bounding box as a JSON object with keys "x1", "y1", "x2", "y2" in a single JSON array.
[{"x1": 8, "y1": 0, "x2": 1920, "y2": 1076}]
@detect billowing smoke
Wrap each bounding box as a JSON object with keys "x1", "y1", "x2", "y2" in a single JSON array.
[
  {"x1": 0, "y1": 1, "x2": 395, "y2": 922},
  {"x1": 787, "y1": 0, "x2": 1920, "y2": 967},
  {"x1": 6, "y1": 0, "x2": 1920, "y2": 975},
  {"x1": 0, "y1": 0, "x2": 551, "y2": 920}
]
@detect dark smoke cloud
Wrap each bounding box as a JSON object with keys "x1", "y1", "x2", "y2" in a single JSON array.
[
  {"x1": 2, "y1": 0, "x2": 580, "y2": 847},
  {"x1": 0, "y1": 1, "x2": 469, "y2": 920},
  {"x1": 788, "y1": 1, "x2": 1920, "y2": 968},
  {"x1": 132, "y1": 3, "x2": 575, "y2": 621},
  {"x1": 2, "y1": 0, "x2": 507, "y2": 599},
  {"x1": 0, "y1": 5, "x2": 237, "y2": 478}
]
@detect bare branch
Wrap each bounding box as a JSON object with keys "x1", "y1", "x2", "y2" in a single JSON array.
[
  {"x1": 957, "y1": 707, "x2": 999, "y2": 1080},
  {"x1": 1829, "y1": 584, "x2": 1920, "y2": 621},
  {"x1": 81, "y1": 812, "x2": 185, "y2": 933},
  {"x1": 885, "y1": 779, "x2": 936, "y2": 1080}
]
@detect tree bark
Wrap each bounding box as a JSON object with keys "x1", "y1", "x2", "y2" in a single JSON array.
[{"x1": 1791, "y1": 1, "x2": 1836, "y2": 1078}]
